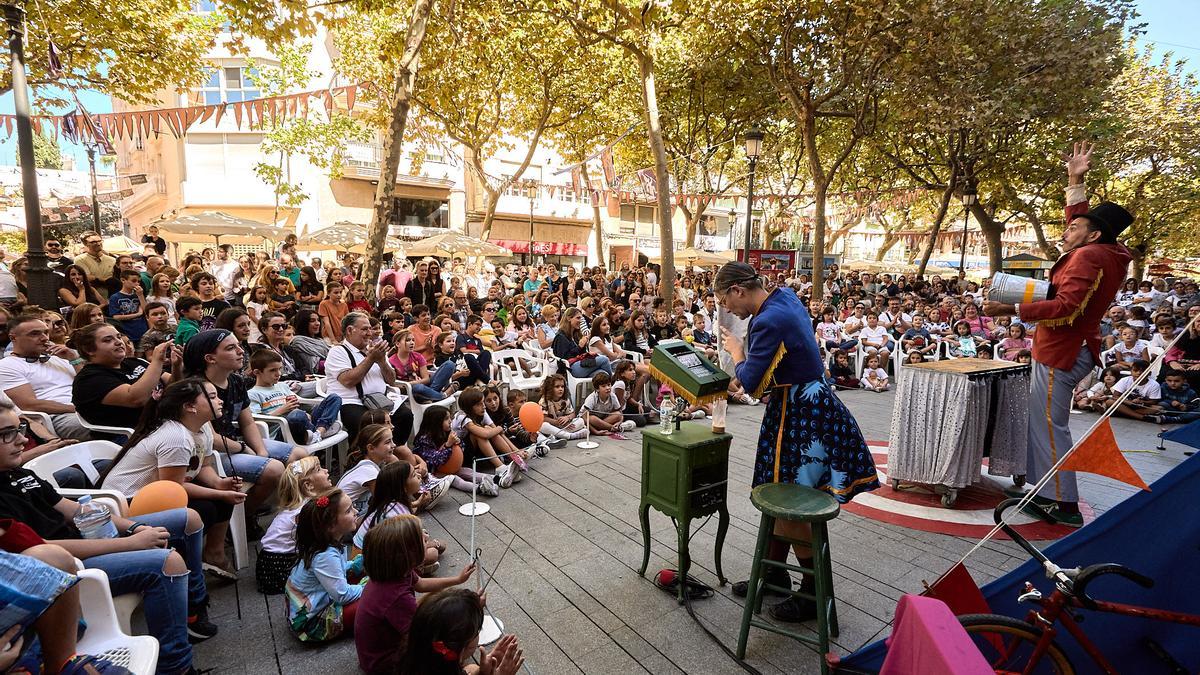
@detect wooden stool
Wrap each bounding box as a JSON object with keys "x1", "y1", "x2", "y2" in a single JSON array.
[{"x1": 736, "y1": 483, "x2": 840, "y2": 673}]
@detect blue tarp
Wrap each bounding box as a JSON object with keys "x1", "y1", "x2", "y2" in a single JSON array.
[{"x1": 838, "y1": 453, "x2": 1200, "y2": 672}]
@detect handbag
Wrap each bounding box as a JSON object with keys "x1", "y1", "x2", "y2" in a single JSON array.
[{"x1": 341, "y1": 346, "x2": 394, "y2": 410}]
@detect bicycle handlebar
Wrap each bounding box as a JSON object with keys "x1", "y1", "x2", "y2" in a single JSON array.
[
  {"x1": 1074, "y1": 563, "x2": 1155, "y2": 609},
  {"x1": 993, "y1": 498, "x2": 1052, "y2": 565}
]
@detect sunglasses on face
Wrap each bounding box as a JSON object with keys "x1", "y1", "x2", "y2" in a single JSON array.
[
  {"x1": 0, "y1": 421, "x2": 29, "y2": 444},
  {"x1": 268, "y1": 324, "x2": 287, "y2": 331}
]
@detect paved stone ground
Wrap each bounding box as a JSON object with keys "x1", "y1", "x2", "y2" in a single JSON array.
[{"x1": 187, "y1": 388, "x2": 1188, "y2": 674}]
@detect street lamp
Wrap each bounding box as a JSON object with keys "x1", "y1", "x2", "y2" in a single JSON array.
[
  {"x1": 84, "y1": 142, "x2": 104, "y2": 233},
  {"x1": 3, "y1": 3, "x2": 56, "y2": 309},
  {"x1": 742, "y1": 127, "x2": 764, "y2": 261},
  {"x1": 958, "y1": 181, "x2": 977, "y2": 273}
]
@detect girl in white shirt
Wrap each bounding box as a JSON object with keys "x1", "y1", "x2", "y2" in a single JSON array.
[
  {"x1": 336, "y1": 423, "x2": 398, "y2": 515},
  {"x1": 257, "y1": 456, "x2": 331, "y2": 594},
  {"x1": 860, "y1": 355, "x2": 890, "y2": 392}
]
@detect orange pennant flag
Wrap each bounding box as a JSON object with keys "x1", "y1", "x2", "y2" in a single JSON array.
[{"x1": 1060, "y1": 419, "x2": 1149, "y2": 490}]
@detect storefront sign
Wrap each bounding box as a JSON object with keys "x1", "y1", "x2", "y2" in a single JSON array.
[{"x1": 490, "y1": 239, "x2": 587, "y2": 257}]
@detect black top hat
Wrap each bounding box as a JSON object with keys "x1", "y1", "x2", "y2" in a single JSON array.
[{"x1": 1080, "y1": 202, "x2": 1133, "y2": 240}]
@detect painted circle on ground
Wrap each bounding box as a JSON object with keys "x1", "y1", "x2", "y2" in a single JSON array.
[{"x1": 842, "y1": 441, "x2": 1094, "y2": 540}]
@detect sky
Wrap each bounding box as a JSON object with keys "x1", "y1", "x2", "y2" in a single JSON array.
[{"x1": 0, "y1": 0, "x2": 1196, "y2": 174}]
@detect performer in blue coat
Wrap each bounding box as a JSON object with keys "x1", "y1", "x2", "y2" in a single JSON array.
[{"x1": 718, "y1": 261, "x2": 878, "y2": 622}]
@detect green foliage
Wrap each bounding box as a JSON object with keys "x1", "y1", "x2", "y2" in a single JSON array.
[
  {"x1": 2, "y1": 0, "x2": 220, "y2": 106},
  {"x1": 15, "y1": 131, "x2": 63, "y2": 169},
  {"x1": 248, "y1": 44, "x2": 370, "y2": 213}
]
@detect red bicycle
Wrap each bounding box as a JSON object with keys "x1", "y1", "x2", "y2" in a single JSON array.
[{"x1": 957, "y1": 498, "x2": 1200, "y2": 674}]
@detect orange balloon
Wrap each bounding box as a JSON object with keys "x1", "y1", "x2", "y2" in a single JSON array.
[
  {"x1": 436, "y1": 444, "x2": 464, "y2": 477},
  {"x1": 128, "y1": 480, "x2": 189, "y2": 517},
  {"x1": 519, "y1": 401, "x2": 544, "y2": 434}
]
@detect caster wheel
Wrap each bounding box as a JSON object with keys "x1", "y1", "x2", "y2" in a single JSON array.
[
  {"x1": 1013, "y1": 475, "x2": 1026, "y2": 488},
  {"x1": 889, "y1": 478, "x2": 901, "y2": 490}
]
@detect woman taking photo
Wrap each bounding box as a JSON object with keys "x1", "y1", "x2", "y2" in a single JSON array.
[
  {"x1": 98, "y1": 378, "x2": 246, "y2": 575},
  {"x1": 71, "y1": 322, "x2": 178, "y2": 432},
  {"x1": 58, "y1": 264, "x2": 103, "y2": 309},
  {"x1": 553, "y1": 307, "x2": 612, "y2": 378}
]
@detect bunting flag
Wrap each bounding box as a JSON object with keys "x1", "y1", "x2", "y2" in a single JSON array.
[
  {"x1": 0, "y1": 83, "x2": 364, "y2": 143},
  {"x1": 1059, "y1": 419, "x2": 1149, "y2": 490},
  {"x1": 600, "y1": 148, "x2": 617, "y2": 188},
  {"x1": 637, "y1": 168, "x2": 657, "y2": 198}
]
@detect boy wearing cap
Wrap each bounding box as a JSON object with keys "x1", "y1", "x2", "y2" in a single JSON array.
[{"x1": 984, "y1": 142, "x2": 1133, "y2": 527}]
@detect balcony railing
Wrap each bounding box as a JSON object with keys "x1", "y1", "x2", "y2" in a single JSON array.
[{"x1": 343, "y1": 141, "x2": 383, "y2": 180}]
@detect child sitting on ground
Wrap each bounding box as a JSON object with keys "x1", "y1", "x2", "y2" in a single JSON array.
[
  {"x1": 399, "y1": 588, "x2": 523, "y2": 675},
  {"x1": 414, "y1": 406, "x2": 500, "y2": 497},
  {"x1": 538, "y1": 374, "x2": 588, "y2": 441},
  {"x1": 660, "y1": 384, "x2": 710, "y2": 420},
  {"x1": 354, "y1": 516, "x2": 477, "y2": 675},
  {"x1": 257, "y1": 456, "x2": 332, "y2": 595},
  {"x1": 1111, "y1": 359, "x2": 1162, "y2": 421},
  {"x1": 1150, "y1": 372, "x2": 1200, "y2": 425},
  {"x1": 582, "y1": 372, "x2": 636, "y2": 438},
  {"x1": 905, "y1": 350, "x2": 926, "y2": 365},
  {"x1": 248, "y1": 350, "x2": 343, "y2": 443},
  {"x1": 1111, "y1": 325, "x2": 1150, "y2": 369},
  {"x1": 829, "y1": 349, "x2": 859, "y2": 389},
  {"x1": 861, "y1": 355, "x2": 889, "y2": 392},
  {"x1": 454, "y1": 388, "x2": 527, "y2": 487},
  {"x1": 285, "y1": 489, "x2": 365, "y2": 643},
  {"x1": 496, "y1": 388, "x2": 558, "y2": 454},
  {"x1": 1075, "y1": 366, "x2": 1123, "y2": 412},
  {"x1": 356, "y1": 407, "x2": 451, "y2": 510},
  {"x1": 613, "y1": 359, "x2": 655, "y2": 426},
  {"x1": 350, "y1": 461, "x2": 440, "y2": 565},
  {"x1": 336, "y1": 424, "x2": 398, "y2": 515}
]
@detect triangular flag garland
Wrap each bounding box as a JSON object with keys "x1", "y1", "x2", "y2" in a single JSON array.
[
  {"x1": 1060, "y1": 419, "x2": 1149, "y2": 491},
  {"x1": 0, "y1": 83, "x2": 364, "y2": 144}
]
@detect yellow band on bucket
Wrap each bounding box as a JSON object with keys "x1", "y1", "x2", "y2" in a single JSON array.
[{"x1": 1022, "y1": 281, "x2": 1036, "y2": 304}]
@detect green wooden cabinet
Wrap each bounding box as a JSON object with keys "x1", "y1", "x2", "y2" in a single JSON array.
[{"x1": 638, "y1": 423, "x2": 731, "y2": 601}]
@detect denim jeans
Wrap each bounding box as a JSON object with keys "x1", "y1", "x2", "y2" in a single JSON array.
[
  {"x1": 460, "y1": 351, "x2": 492, "y2": 388},
  {"x1": 282, "y1": 393, "x2": 342, "y2": 440},
  {"x1": 426, "y1": 361, "x2": 459, "y2": 396},
  {"x1": 82, "y1": 507, "x2": 204, "y2": 674},
  {"x1": 53, "y1": 459, "x2": 112, "y2": 489},
  {"x1": 824, "y1": 339, "x2": 858, "y2": 353},
  {"x1": 569, "y1": 353, "x2": 612, "y2": 378}
]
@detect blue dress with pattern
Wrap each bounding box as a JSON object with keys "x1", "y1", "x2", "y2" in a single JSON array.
[{"x1": 735, "y1": 289, "x2": 879, "y2": 502}]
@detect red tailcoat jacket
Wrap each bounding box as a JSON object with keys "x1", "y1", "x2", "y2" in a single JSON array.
[{"x1": 1018, "y1": 198, "x2": 1133, "y2": 371}]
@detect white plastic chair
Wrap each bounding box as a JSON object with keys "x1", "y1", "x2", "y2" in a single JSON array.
[
  {"x1": 77, "y1": 418, "x2": 136, "y2": 439},
  {"x1": 212, "y1": 451, "x2": 251, "y2": 571},
  {"x1": 1148, "y1": 345, "x2": 1165, "y2": 381},
  {"x1": 251, "y1": 413, "x2": 350, "y2": 465},
  {"x1": 493, "y1": 349, "x2": 549, "y2": 395},
  {"x1": 393, "y1": 381, "x2": 457, "y2": 444},
  {"x1": 75, "y1": 567, "x2": 159, "y2": 674},
  {"x1": 23, "y1": 440, "x2": 129, "y2": 513}
]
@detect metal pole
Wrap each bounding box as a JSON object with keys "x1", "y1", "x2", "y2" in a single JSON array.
[
  {"x1": 958, "y1": 203, "x2": 969, "y2": 272},
  {"x1": 742, "y1": 156, "x2": 757, "y2": 262},
  {"x1": 86, "y1": 144, "x2": 102, "y2": 233},
  {"x1": 5, "y1": 3, "x2": 56, "y2": 309},
  {"x1": 528, "y1": 187, "x2": 534, "y2": 266}
]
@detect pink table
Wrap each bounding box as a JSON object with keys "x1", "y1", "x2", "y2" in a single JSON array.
[{"x1": 879, "y1": 594, "x2": 992, "y2": 675}]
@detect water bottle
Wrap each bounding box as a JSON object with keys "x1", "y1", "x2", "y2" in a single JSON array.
[
  {"x1": 659, "y1": 398, "x2": 673, "y2": 435},
  {"x1": 73, "y1": 495, "x2": 118, "y2": 539}
]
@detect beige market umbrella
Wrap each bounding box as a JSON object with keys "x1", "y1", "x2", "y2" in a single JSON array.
[
  {"x1": 649, "y1": 247, "x2": 733, "y2": 267},
  {"x1": 101, "y1": 235, "x2": 144, "y2": 255},
  {"x1": 303, "y1": 223, "x2": 404, "y2": 254},
  {"x1": 155, "y1": 211, "x2": 280, "y2": 243},
  {"x1": 407, "y1": 231, "x2": 512, "y2": 258}
]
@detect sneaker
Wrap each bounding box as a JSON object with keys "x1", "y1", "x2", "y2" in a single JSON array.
[
  {"x1": 534, "y1": 443, "x2": 551, "y2": 457},
  {"x1": 496, "y1": 462, "x2": 516, "y2": 488},
  {"x1": 307, "y1": 428, "x2": 323, "y2": 443},
  {"x1": 1146, "y1": 415, "x2": 1163, "y2": 424},
  {"x1": 737, "y1": 393, "x2": 758, "y2": 405},
  {"x1": 690, "y1": 410, "x2": 707, "y2": 420},
  {"x1": 609, "y1": 432, "x2": 629, "y2": 441},
  {"x1": 326, "y1": 420, "x2": 343, "y2": 436},
  {"x1": 768, "y1": 596, "x2": 818, "y2": 623},
  {"x1": 513, "y1": 451, "x2": 530, "y2": 471},
  {"x1": 1033, "y1": 502, "x2": 1084, "y2": 528},
  {"x1": 619, "y1": 420, "x2": 637, "y2": 432},
  {"x1": 187, "y1": 605, "x2": 219, "y2": 643},
  {"x1": 477, "y1": 476, "x2": 500, "y2": 497},
  {"x1": 424, "y1": 475, "x2": 453, "y2": 509},
  {"x1": 546, "y1": 437, "x2": 567, "y2": 449}
]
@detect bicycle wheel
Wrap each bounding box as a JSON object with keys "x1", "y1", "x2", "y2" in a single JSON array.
[{"x1": 958, "y1": 613, "x2": 1075, "y2": 675}]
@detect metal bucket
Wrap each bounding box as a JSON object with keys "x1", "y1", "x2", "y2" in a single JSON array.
[{"x1": 988, "y1": 272, "x2": 1050, "y2": 304}]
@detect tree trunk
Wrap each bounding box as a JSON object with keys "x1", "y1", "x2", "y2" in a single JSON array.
[
  {"x1": 639, "y1": 53, "x2": 674, "y2": 308},
  {"x1": 580, "y1": 164, "x2": 604, "y2": 267},
  {"x1": 1128, "y1": 242, "x2": 1147, "y2": 281},
  {"x1": 362, "y1": 0, "x2": 433, "y2": 301},
  {"x1": 1029, "y1": 213, "x2": 1059, "y2": 261},
  {"x1": 679, "y1": 203, "x2": 701, "y2": 248},
  {"x1": 799, "y1": 103, "x2": 827, "y2": 300},
  {"x1": 970, "y1": 202, "x2": 1005, "y2": 274},
  {"x1": 875, "y1": 232, "x2": 899, "y2": 261},
  {"x1": 916, "y1": 183, "x2": 956, "y2": 276},
  {"x1": 477, "y1": 185, "x2": 501, "y2": 241},
  {"x1": 826, "y1": 217, "x2": 861, "y2": 250}
]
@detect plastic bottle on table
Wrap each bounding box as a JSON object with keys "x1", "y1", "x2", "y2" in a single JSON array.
[
  {"x1": 659, "y1": 398, "x2": 673, "y2": 435},
  {"x1": 73, "y1": 495, "x2": 118, "y2": 539}
]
